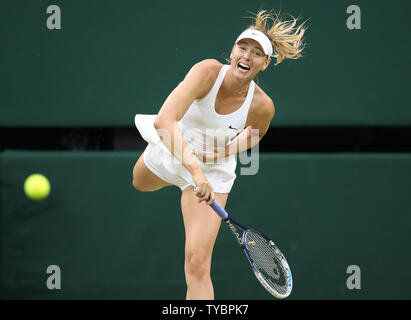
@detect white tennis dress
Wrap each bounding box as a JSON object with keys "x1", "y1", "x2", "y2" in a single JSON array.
[{"x1": 136, "y1": 64, "x2": 255, "y2": 193}]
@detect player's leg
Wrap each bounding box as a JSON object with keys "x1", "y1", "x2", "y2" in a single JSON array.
[
  {"x1": 181, "y1": 186, "x2": 229, "y2": 300},
  {"x1": 132, "y1": 152, "x2": 172, "y2": 191}
]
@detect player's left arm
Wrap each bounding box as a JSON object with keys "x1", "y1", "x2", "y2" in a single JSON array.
[
  {"x1": 193, "y1": 93, "x2": 275, "y2": 162},
  {"x1": 225, "y1": 94, "x2": 275, "y2": 156}
]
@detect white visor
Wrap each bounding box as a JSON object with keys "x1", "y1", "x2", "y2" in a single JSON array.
[{"x1": 235, "y1": 29, "x2": 273, "y2": 57}]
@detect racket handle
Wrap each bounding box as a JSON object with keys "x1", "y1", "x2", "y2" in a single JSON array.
[
  {"x1": 210, "y1": 200, "x2": 229, "y2": 220},
  {"x1": 194, "y1": 186, "x2": 229, "y2": 220}
]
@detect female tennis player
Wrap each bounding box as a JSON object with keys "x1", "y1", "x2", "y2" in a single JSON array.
[{"x1": 132, "y1": 10, "x2": 306, "y2": 300}]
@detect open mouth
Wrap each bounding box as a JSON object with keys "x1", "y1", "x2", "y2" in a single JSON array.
[{"x1": 237, "y1": 62, "x2": 250, "y2": 72}]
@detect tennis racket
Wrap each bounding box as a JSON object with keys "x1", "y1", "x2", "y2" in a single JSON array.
[{"x1": 197, "y1": 189, "x2": 293, "y2": 299}]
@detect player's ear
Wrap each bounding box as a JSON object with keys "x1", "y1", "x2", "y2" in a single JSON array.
[{"x1": 261, "y1": 57, "x2": 272, "y2": 71}]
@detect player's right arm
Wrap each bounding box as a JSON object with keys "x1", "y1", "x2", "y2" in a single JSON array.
[{"x1": 154, "y1": 59, "x2": 221, "y2": 204}]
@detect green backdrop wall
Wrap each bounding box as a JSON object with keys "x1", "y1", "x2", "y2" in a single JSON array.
[
  {"x1": 1, "y1": 0, "x2": 410, "y2": 127},
  {"x1": 1, "y1": 151, "x2": 410, "y2": 299},
  {"x1": 1, "y1": 0, "x2": 410, "y2": 301}
]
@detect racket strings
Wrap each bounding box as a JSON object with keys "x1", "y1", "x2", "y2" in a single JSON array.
[{"x1": 245, "y1": 231, "x2": 289, "y2": 295}]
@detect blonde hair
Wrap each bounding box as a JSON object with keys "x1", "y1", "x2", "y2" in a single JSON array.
[{"x1": 248, "y1": 10, "x2": 307, "y2": 65}]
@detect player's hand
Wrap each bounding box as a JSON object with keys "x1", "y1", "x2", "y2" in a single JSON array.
[{"x1": 193, "y1": 173, "x2": 215, "y2": 205}]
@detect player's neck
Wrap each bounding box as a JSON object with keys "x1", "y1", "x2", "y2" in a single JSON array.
[{"x1": 223, "y1": 69, "x2": 251, "y2": 97}]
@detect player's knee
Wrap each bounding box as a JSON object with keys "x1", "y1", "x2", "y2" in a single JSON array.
[
  {"x1": 132, "y1": 178, "x2": 140, "y2": 190},
  {"x1": 132, "y1": 178, "x2": 150, "y2": 191},
  {"x1": 185, "y1": 252, "x2": 210, "y2": 280}
]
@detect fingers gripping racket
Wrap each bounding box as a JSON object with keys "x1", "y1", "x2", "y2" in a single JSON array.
[{"x1": 198, "y1": 191, "x2": 293, "y2": 299}]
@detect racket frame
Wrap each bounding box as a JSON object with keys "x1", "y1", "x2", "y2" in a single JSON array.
[
  {"x1": 241, "y1": 227, "x2": 293, "y2": 299},
  {"x1": 220, "y1": 215, "x2": 292, "y2": 299}
]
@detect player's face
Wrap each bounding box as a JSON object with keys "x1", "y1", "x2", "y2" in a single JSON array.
[{"x1": 230, "y1": 38, "x2": 271, "y2": 79}]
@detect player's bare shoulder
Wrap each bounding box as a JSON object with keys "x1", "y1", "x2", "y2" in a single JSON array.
[
  {"x1": 186, "y1": 59, "x2": 223, "y2": 99},
  {"x1": 196, "y1": 59, "x2": 223, "y2": 71},
  {"x1": 250, "y1": 84, "x2": 275, "y2": 120}
]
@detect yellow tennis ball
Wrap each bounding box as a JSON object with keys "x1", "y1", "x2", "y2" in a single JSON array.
[{"x1": 24, "y1": 174, "x2": 51, "y2": 200}]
